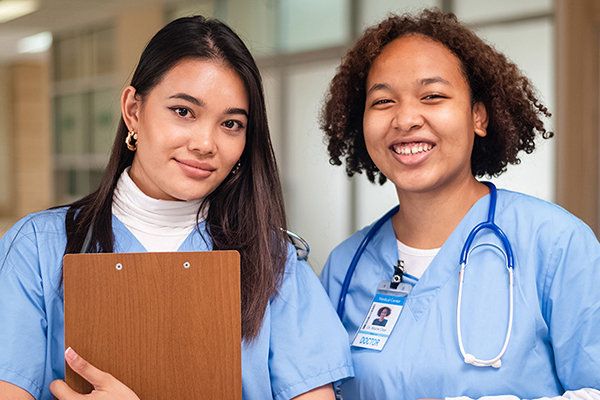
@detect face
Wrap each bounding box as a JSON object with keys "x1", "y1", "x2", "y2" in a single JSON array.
[
  {"x1": 123, "y1": 58, "x2": 248, "y2": 201},
  {"x1": 380, "y1": 308, "x2": 389, "y2": 318},
  {"x1": 363, "y1": 35, "x2": 488, "y2": 196}
]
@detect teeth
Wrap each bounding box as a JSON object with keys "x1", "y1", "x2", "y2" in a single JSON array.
[{"x1": 393, "y1": 142, "x2": 433, "y2": 155}]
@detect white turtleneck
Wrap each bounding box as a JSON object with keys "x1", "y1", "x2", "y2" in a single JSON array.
[{"x1": 112, "y1": 168, "x2": 205, "y2": 252}]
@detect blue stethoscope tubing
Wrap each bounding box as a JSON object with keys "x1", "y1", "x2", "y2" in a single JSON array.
[
  {"x1": 337, "y1": 182, "x2": 515, "y2": 368},
  {"x1": 336, "y1": 204, "x2": 399, "y2": 319}
]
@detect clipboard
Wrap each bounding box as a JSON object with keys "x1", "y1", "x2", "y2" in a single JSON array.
[{"x1": 63, "y1": 251, "x2": 242, "y2": 399}]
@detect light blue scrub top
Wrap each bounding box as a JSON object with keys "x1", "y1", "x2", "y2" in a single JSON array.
[
  {"x1": 321, "y1": 189, "x2": 600, "y2": 400},
  {"x1": 0, "y1": 208, "x2": 353, "y2": 400}
]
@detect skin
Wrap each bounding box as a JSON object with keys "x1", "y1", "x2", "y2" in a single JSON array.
[
  {"x1": 0, "y1": 381, "x2": 34, "y2": 400},
  {"x1": 363, "y1": 34, "x2": 489, "y2": 250},
  {"x1": 378, "y1": 308, "x2": 389, "y2": 321},
  {"x1": 123, "y1": 58, "x2": 248, "y2": 202}
]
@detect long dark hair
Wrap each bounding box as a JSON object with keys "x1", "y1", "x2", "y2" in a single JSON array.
[{"x1": 64, "y1": 16, "x2": 288, "y2": 341}]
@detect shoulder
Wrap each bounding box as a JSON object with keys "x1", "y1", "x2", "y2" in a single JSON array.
[
  {"x1": 496, "y1": 189, "x2": 600, "y2": 295},
  {"x1": 0, "y1": 208, "x2": 68, "y2": 293},
  {"x1": 274, "y1": 241, "x2": 343, "y2": 307},
  {"x1": 278, "y1": 242, "x2": 321, "y2": 292},
  {"x1": 497, "y1": 189, "x2": 593, "y2": 236},
  {"x1": 320, "y1": 216, "x2": 391, "y2": 295},
  {"x1": 327, "y1": 222, "x2": 374, "y2": 263},
  {"x1": 1, "y1": 208, "x2": 68, "y2": 248}
]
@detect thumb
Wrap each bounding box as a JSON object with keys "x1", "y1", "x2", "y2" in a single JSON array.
[{"x1": 64, "y1": 347, "x2": 113, "y2": 390}]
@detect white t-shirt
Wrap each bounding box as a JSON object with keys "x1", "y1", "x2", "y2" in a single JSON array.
[{"x1": 396, "y1": 239, "x2": 440, "y2": 279}]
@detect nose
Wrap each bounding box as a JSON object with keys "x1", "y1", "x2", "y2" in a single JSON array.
[
  {"x1": 392, "y1": 101, "x2": 425, "y2": 132},
  {"x1": 188, "y1": 124, "x2": 217, "y2": 155}
]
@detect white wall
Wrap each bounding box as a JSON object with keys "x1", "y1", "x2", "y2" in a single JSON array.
[
  {"x1": 476, "y1": 18, "x2": 556, "y2": 201},
  {"x1": 284, "y1": 61, "x2": 352, "y2": 273}
]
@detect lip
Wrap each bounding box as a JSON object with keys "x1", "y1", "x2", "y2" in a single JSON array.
[
  {"x1": 389, "y1": 138, "x2": 436, "y2": 166},
  {"x1": 175, "y1": 159, "x2": 216, "y2": 179}
]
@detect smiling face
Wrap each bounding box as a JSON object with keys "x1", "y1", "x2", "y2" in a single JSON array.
[
  {"x1": 363, "y1": 34, "x2": 488, "y2": 196},
  {"x1": 123, "y1": 58, "x2": 248, "y2": 201}
]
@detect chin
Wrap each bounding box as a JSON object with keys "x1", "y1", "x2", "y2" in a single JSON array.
[{"x1": 170, "y1": 183, "x2": 214, "y2": 201}]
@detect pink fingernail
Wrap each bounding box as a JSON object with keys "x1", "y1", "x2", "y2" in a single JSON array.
[{"x1": 65, "y1": 347, "x2": 79, "y2": 361}]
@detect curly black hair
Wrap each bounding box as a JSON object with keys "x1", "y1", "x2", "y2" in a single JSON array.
[
  {"x1": 377, "y1": 306, "x2": 392, "y2": 317},
  {"x1": 320, "y1": 8, "x2": 552, "y2": 184}
]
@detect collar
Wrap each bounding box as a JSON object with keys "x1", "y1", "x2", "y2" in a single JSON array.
[{"x1": 367, "y1": 191, "x2": 494, "y2": 321}]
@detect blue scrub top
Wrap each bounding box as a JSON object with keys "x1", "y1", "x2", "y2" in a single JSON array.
[
  {"x1": 0, "y1": 208, "x2": 353, "y2": 400},
  {"x1": 321, "y1": 189, "x2": 600, "y2": 400}
]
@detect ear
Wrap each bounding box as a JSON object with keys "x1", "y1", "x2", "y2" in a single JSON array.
[
  {"x1": 121, "y1": 86, "x2": 141, "y2": 132},
  {"x1": 472, "y1": 101, "x2": 489, "y2": 138}
]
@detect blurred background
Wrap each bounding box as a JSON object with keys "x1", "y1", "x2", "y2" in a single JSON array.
[{"x1": 0, "y1": 0, "x2": 597, "y2": 273}]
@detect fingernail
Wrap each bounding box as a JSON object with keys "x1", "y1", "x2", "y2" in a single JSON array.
[{"x1": 65, "y1": 347, "x2": 79, "y2": 361}]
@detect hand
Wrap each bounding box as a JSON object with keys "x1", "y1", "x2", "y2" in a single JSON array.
[{"x1": 50, "y1": 347, "x2": 140, "y2": 400}]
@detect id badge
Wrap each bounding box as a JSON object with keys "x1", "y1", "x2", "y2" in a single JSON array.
[{"x1": 351, "y1": 280, "x2": 411, "y2": 351}]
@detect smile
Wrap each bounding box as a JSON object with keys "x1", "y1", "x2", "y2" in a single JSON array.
[{"x1": 391, "y1": 142, "x2": 434, "y2": 156}]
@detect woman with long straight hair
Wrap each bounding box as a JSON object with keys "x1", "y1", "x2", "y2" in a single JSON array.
[{"x1": 0, "y1": 16, "x2": 352, "y2": 400}]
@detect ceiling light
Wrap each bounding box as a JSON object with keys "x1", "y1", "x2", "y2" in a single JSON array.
[
  {"x1": 0, "y1": 0, "x2": 39, "y2": 24},
  {"x1": 18, "y1": 31, "x2": 52, "y2": 53}
]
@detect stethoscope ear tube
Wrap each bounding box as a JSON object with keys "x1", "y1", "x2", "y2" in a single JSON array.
[{"x1": 337, "y1": 205, "x2": 399, "y2": 319}]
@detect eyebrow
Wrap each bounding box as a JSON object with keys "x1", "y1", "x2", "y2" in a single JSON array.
[
  {"x1": 419, "y1": 77, "x2": 451, "y2": 86},
  {"x1": 367, "y1": 83, "x2": 390, "y2": 95},
  {"x1": 225, "y1": 107, "x2": 248, "y2": 118},
  {"x1": 169, "y1": 93, "x2": 204, "y2": 107},
  {"x1": 367, "y1": 77, "x2": 452, "y2": 94}
]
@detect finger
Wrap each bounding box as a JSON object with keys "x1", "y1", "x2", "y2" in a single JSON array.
[
  {"x1": 64, "y1": 347, "x2": 112, "y2": 390},
  {"x1": 49, "y1": 379, "x2": 85, "y2": 400}
]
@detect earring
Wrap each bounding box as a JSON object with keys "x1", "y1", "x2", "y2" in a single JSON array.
[
  {"x1": 231, "y1": 160, "x2": 241, "y2": 174},
  {"x1": 125, "y1": 130, "x2": 138, "y2": 151}
]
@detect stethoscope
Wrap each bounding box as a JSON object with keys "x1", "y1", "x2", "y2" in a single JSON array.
[{"x1": 337, "y1": 182, "x2": 515, "y2": 368}]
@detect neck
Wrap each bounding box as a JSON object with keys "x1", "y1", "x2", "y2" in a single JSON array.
[{"x1": 392, "y1": 177, "x2": 489, "y2": 249}]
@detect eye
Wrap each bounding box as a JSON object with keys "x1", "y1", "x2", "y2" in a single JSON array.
[
  {"x1": 222, "y1": 120, "x2": 245, "y2": 130},
  {"x1": 176, "y1": 108, "x2": 189, "y2": 117},
  {"x1": 371, "y1": 99, "x2": 394, "y2": 107},
  {"x1": 422, "y1": 94, "x2": 446, "y2": 101},
  {"x1": 169, "y1": 107, "x2": 193, "y2": 118}
]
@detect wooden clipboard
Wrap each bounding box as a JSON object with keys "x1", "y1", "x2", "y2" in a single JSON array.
[{"x1": 63, "y1": 251, "x2": 242, "y2": 399}]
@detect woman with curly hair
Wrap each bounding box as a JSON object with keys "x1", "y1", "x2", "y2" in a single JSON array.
[{"x1": 320, "y1": 8, "x2": 600, "y2": 400}]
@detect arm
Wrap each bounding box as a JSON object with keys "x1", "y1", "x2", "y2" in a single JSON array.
[
  {"x1": 0, "y1": 215, "x2": 63, "y2": 399},
  {"x1": 0, "y1": 381, "x2": 35, "y2": 400},
  {"x1": 50, "y1": 348, "x2": 140, "y2": 400},
  {"x1": 268, "y1": 250, "x2": 353, "y2": 400},
  {"x1": 292, "y1": 384, "x2": 335, "y2": 400}
]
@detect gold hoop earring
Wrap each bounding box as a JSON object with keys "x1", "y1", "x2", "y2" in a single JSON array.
[
  {"x1": 231, "y1": 160, "x2": 241, "y2": 174},
  {"x1": 125, "y1": 130, "x2": 138, "y2": 151}
]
